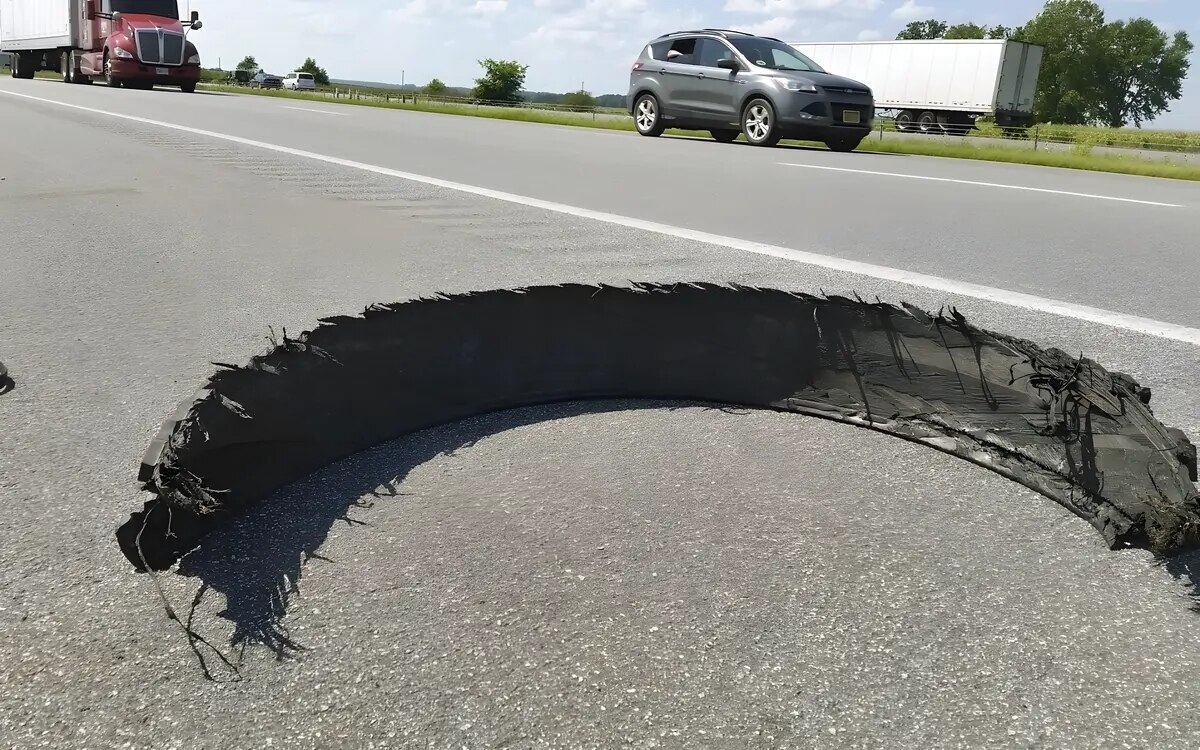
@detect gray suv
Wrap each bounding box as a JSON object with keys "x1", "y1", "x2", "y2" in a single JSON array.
[{"x1": 628, "y1": 29, "x2": 875, "y2": 151}]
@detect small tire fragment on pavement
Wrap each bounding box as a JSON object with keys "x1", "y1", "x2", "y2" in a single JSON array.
[{"x1": 116, "y1": 283, "x2": 1200, "y2": 571}]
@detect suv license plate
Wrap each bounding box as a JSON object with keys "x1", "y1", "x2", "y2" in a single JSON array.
[
  {"x1": 156, "y1": 67, "x2": 168, "y2": 75},
  {"x1": 842, "y1": 110, "x2": 861, "y2": 124}
]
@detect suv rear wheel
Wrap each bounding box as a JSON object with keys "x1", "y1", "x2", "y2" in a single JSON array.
[
  {"x1": 742, "y1": 98, "x2": 781, "y2": 147},
  {"x1": 633, "y1": 93, "x2": 665, "y2": 137}
]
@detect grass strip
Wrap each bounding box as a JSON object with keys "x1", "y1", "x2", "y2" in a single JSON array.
[{"x1": 201, "y1": 84, "x2": 1200, "y2": 181}]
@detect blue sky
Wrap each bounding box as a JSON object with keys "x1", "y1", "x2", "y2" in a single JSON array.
[{"x1": 192, "y1": 0, "x2": 1197, "y2": 128}]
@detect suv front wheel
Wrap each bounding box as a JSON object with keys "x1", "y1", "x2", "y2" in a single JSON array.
[
  {"x1": 825, "y1": 135, "x2": 865, "y2": 153},
  {"x1": 633, "y1": 93, "x2": 666, "y2": 137},
  {"x1": 742, "y1": 98, "x2": 781, "y2": 147}
]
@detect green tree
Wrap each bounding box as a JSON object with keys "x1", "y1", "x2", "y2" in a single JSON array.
[
  {"x1": 561, "y1": 89, "x2": 597, "y2": 112},
  {"x1": 471, "y1": 59, "x2": 528, "y2": 104},
  {"x1": 1014, "y1": 0, "x2": 1109, "y2": 124},
  {"x1": 424, "y1": 78, "x2": 447, "y2": 97},
  {"x1": 1015, "y1": 0, "x2": 1191, "y2": 126},
  {"x1": 944, "y1": 23, "x2": 987, "y2": 40},
  {"x1": 236, "y1": 55, "x2": 258, "y2": 71},
  {"x1": 987, "y1": 25, "x2": 1013, "y2": 39},
  {"x1": 297, "y1": 57, "x2": 330, "y2": 86},
  {"x1": 1092, "y1": 18, "x2": 1193, "y2": 127},
  {"x1": 897, "y1": 20, "x2": 948, "y2": 40}
]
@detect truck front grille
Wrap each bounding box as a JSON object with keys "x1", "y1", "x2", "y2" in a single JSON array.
[
  {"x1": 135, "y1": 29, "x2": 185, "y2": 65},
  {"x1": 163, "y1": 33, "x2": 184, "y2": 65}
]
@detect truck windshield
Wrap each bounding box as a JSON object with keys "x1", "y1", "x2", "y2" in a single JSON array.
[
  {"x1": 729, "y1": 38, "x2": 825, "y2": 73},
  {"x1": 111, "y1": 0, "x2": 179, "y2": 19}
]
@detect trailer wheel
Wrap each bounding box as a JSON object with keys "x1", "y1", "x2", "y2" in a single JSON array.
[
  {"x1": 895, "y1": 110, "x2": 914, "y2": 132},
  {"x1": 917, "y1": 111, "x2": 938, "y2": 134},
  {"x1": 12, "y1": 52, "x2": 35, "y2": 79}
]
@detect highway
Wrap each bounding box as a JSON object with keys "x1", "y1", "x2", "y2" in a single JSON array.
[{"x1": 1, "y1": 77, "x2": 1199, "y2": 749}]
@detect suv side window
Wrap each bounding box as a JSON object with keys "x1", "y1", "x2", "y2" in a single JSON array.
[
  {"x1": 648, "y1": 41, "x2": 673, "y2": 60},
  {"x1": 694, "y1": 38, "x2": 734, "y2": 68},
  {"x1": 666, "y1": 38, "x2": 696, "y2": 65}
]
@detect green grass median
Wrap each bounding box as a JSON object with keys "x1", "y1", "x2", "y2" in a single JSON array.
[{"x1": 57, "y1": 80, "x2": 1177, "y2": 182}]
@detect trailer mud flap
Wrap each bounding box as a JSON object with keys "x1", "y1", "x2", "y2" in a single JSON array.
[{"x1": 116, "y1": 283, "x2": 1200, "y2": 571}]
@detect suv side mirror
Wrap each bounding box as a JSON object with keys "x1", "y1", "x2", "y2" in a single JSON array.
[{"x1": 717, "y1": 58, "x2": 740, "y2": 71}]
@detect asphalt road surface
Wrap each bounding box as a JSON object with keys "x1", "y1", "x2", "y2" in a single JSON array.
[{"x1": 2, "y1": 78, "x2": 1199, "y2": 749}]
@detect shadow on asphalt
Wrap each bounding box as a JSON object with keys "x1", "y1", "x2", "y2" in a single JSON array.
[
  {"x1": 174, "y1": 398, "x2": 731, "y2": 658},
  {"x1": 1159, "y1": 552, "x2": 1200, "y2": 613},
  {"x1": 662, "y1": 134, "x2": 912, "y2": 156},
  {"x1": 0, "y1": 361, "x2": 13, "y2": 396}
]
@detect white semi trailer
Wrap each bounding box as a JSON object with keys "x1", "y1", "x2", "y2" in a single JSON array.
[{"x1": 786, "y1": 39, "x2": 1044, "y2": 135}]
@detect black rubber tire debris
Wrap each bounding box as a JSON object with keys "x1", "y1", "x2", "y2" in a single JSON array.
[
  {"x1": 116, "y1": 283, "x2": 1200, "y2": 571},
  {"x1": 0, "y1": 361, "x2": 11, "y2": 395}
]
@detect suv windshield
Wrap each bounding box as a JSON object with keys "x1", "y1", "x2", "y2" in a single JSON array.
[
  {"x1": 729, "y1": 38, "x2": 825, "y2": 73},
  {"x1": 111, "y1": 0, "x2": 179, "y2": 18}
]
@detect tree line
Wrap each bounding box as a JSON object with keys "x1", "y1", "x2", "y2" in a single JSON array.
[{"x1": 896, "y1": 0, "x2": 1192, "y2": 127}]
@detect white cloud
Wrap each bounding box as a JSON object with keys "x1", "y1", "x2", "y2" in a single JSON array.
[
  {"x1": 469, "y1": 0, "x2": 508, "y2": 17},
  {"x1": 387, "y1": 0, "x2": 434, "y2": 25},
  {"x1": 890, "y1": 0, "x2": 933, "y2": 22},
  {"x1": 741, "y1": 16, "x2": 798, "y2": 36},
  {"x1": 857, "y1": 28, "x2": 884, "y2": 40},
  {"x1": 724, "y1": 0, "x2": 881, "y2": 14}
]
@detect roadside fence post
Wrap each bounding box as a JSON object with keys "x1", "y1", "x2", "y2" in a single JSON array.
[{"x1": 1033, "y1": 126, "x2": 1040, "y2": 151}]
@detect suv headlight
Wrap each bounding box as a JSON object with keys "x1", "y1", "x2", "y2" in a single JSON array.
[
  {"x1": 780, "y1": 79, "x2": 818, "y2": 94},
  {"x1": 113, "y1": 46, "x2": 134, "y2": 59}
]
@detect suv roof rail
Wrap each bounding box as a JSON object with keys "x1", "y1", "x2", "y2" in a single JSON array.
[{"x1": 654, "y1": 28, "x2": 752, "y2": 40}]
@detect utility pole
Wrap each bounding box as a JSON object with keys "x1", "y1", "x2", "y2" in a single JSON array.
[{"x1": 402, "y1": 70, "x2": 405, "y2": 87}]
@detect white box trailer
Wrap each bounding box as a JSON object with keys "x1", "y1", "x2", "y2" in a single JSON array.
[
  {"x1": 786, "y1": 39, "x2": 1043, "y2": 134},
  {"x1": 0, "y1": 0, "x2": 81, "y2": 51}
]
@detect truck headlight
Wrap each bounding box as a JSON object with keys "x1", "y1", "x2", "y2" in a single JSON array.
[
  {"x1": 113, "y1": 46, "x2": 134, "y2": 59},
  {"x1": 780, "y1": 79, "x2": 818, "y2": 94},
  {"x1": 187, "y1": 54, "x2": 200, "y2": 64}
]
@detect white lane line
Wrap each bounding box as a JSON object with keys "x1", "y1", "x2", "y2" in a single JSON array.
[
  {"x1": 779, "y1": 162, "x2": 1183, "y2": 208},
  {"x1": 3, "y1": 87, "x2": 1196, "y2": 346},
  {"x1": 281, "y1": 106, "x2": 348, "y2": 116}
]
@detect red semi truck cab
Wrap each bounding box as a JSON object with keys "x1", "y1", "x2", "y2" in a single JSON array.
[{"x1": 4, "y1": 0, "x2": 204, "y2": 93}]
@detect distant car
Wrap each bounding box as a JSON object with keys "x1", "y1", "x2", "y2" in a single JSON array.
[
  {"x1": 628, "y1": 28, "x2": 875, "y2": 152},
  {"x1": 282, "y1": 72, "x2": 317, "y2": 91},
  {"x1": 251, "y1": 71, "x2": 283, "y2": 89}
]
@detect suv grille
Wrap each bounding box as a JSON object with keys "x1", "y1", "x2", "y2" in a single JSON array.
[{"x1": 824, "y1": 86, "x2": 870, "y2": 96}]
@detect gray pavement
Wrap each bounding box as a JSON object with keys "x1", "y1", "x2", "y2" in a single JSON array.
[{"x1": 2, "y1": 79, "x2": 1200, "y2": 749}]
